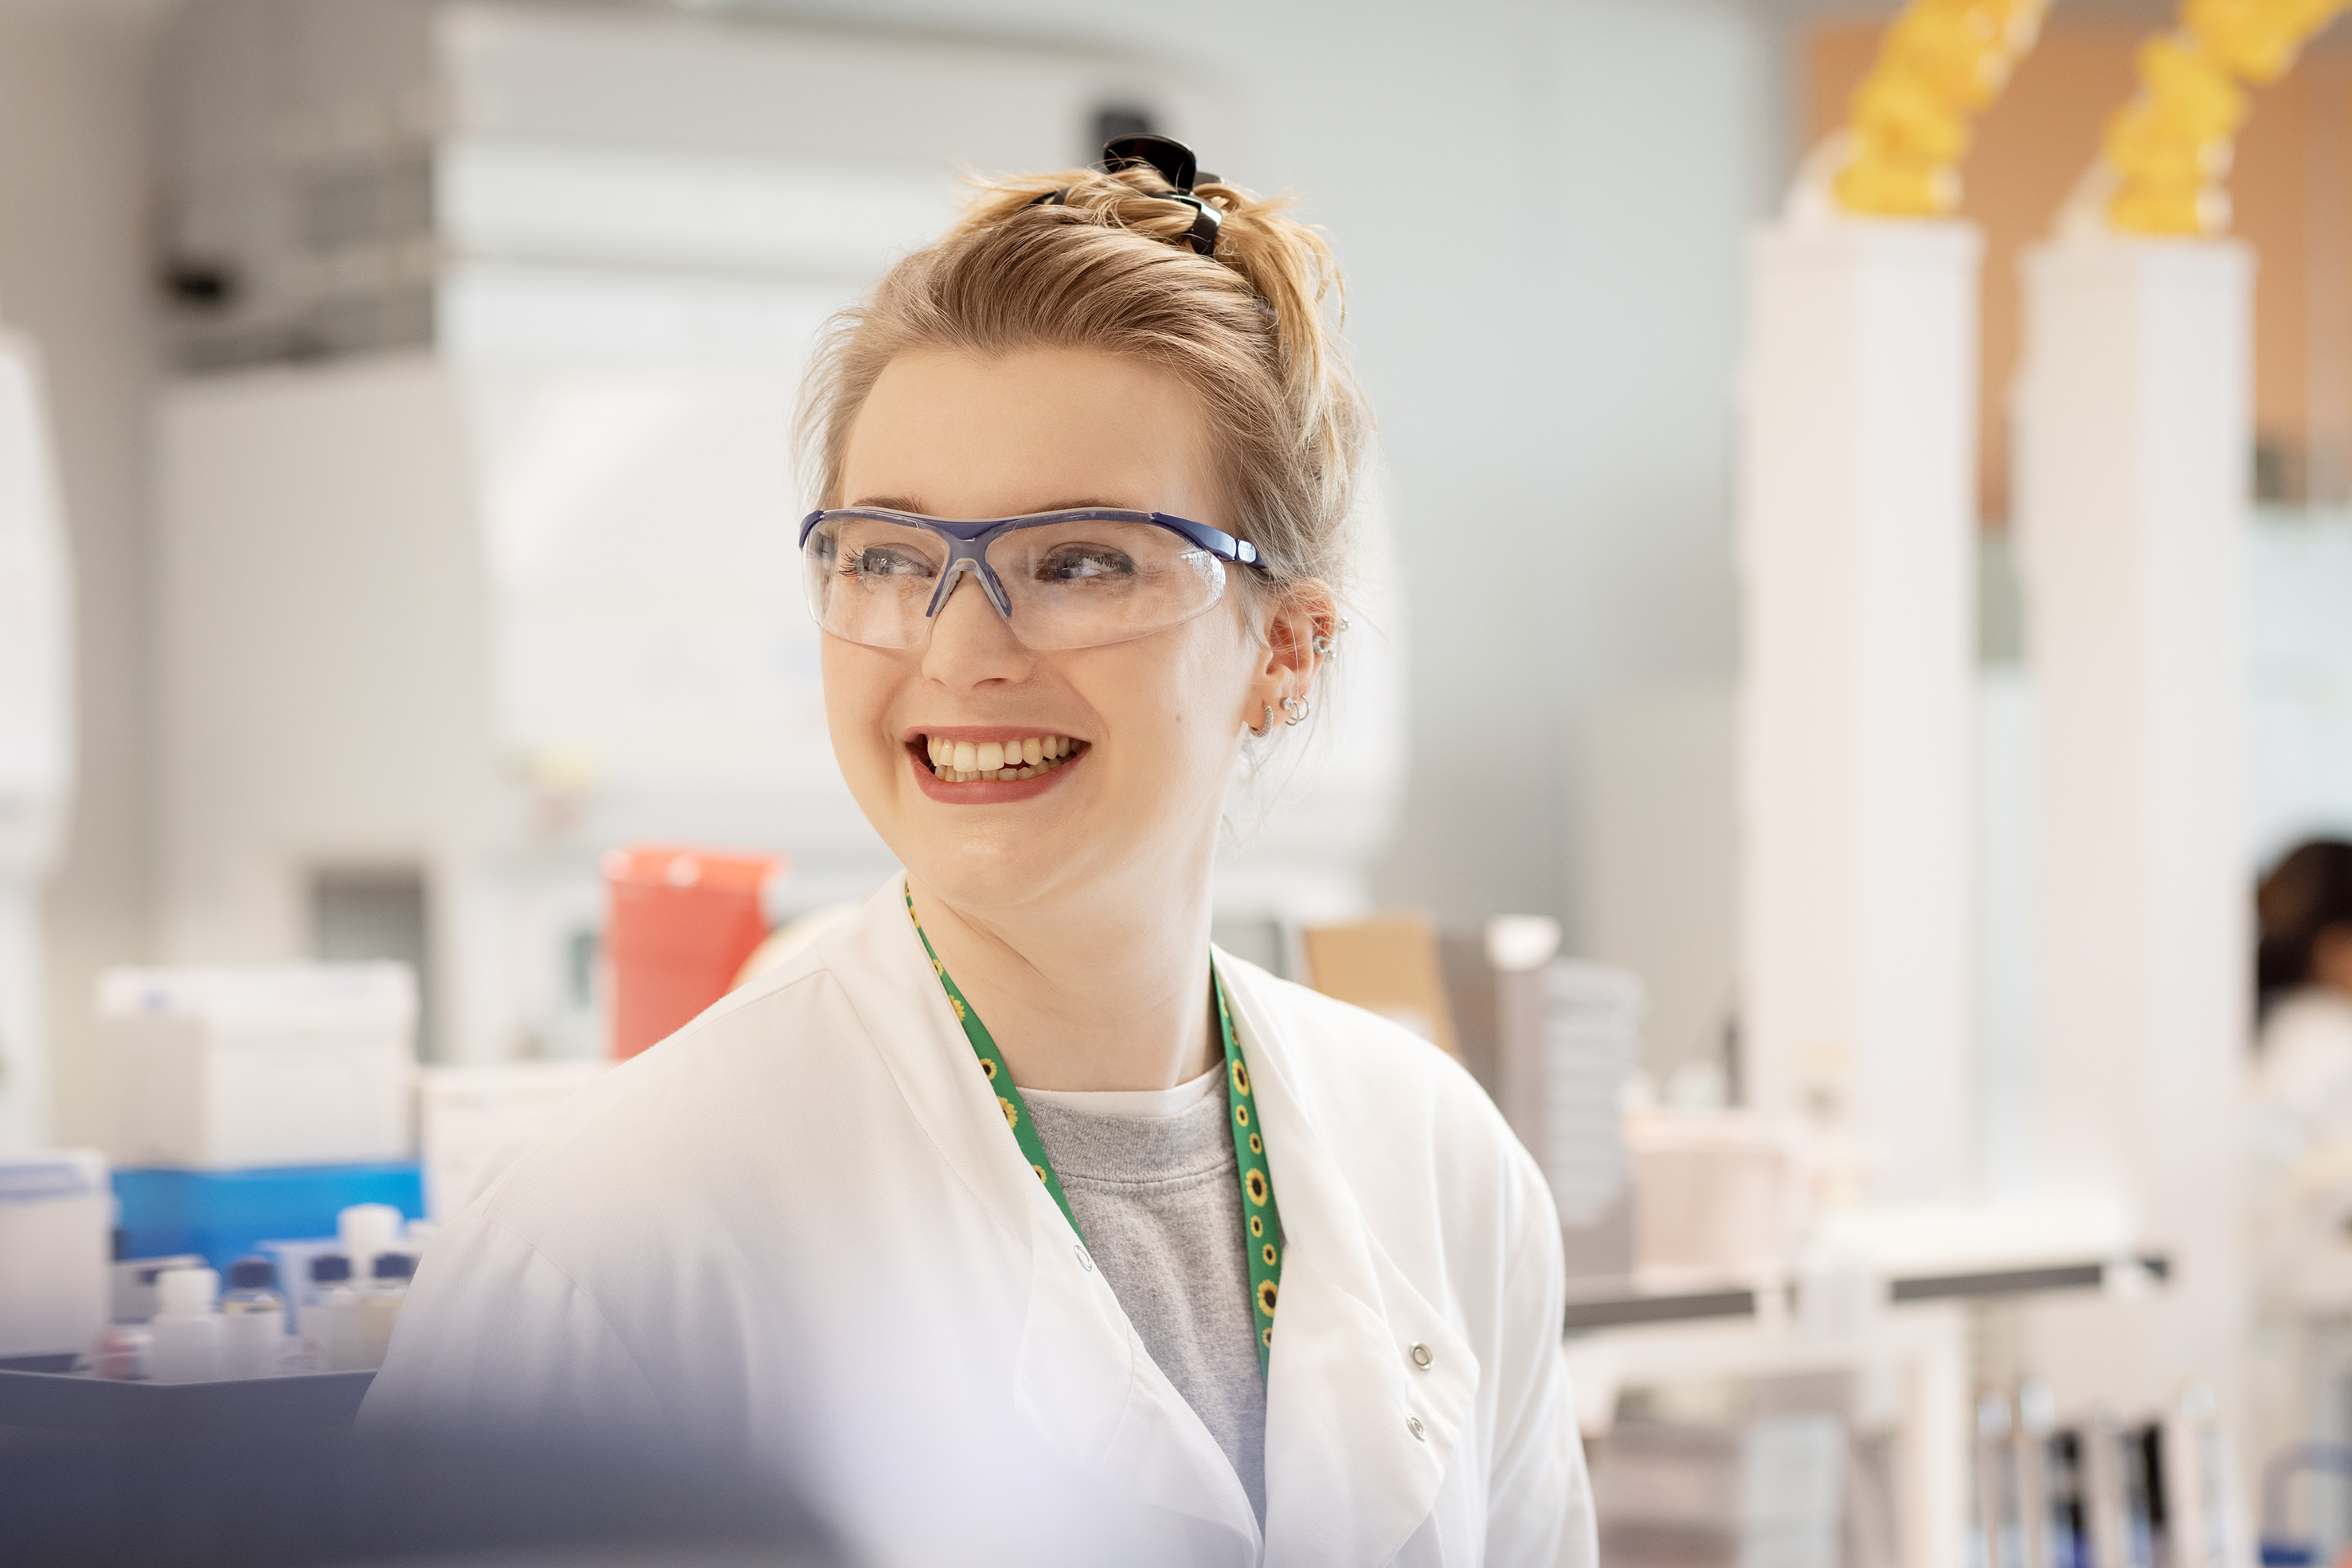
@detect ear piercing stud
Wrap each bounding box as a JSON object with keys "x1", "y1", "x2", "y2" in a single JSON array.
[{"x1": 1282, "y1": 695, "x2": 1310, "y2": 726}]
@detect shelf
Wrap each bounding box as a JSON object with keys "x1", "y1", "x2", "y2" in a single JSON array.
[{"x1": 1563, "y1": 1253, "x2": 2170, "y2": 1333}]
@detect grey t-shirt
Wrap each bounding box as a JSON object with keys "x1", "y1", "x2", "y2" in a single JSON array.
[{"x1": 1023, "y1": 1069, "x2": 1267, "y2": 1521}]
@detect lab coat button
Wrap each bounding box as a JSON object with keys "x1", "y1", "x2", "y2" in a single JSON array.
[
  {"x1": 1074, "y1": 1243, "x2": 1094, "y2": 1273},
  {"x1": 1410, "y1": 1342, "x2": 1432, "y2": 1368},
  {"x1": 1407, "y1": 1414, "x2": 1426, "y2": 1441}
]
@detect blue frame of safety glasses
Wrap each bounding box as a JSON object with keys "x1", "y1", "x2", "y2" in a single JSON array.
[{"x1": 796, "y1": 506, "x2": 1268, "y2": 622}]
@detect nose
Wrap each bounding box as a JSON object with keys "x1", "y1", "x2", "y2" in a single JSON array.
[{"x1": 921, "y1": 565, "x2": 1031, "y2": 688}]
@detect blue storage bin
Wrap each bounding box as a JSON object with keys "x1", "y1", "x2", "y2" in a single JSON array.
[{"x1": 113, "y1": 1163, "x2": 423, "y2": 1273}]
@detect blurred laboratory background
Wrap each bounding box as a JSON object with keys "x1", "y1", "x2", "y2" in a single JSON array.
[{"x1": 7, "y1": 0, "x2": 2352, "y2": 1563}]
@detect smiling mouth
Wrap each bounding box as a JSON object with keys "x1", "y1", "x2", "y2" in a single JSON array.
[{"x1": 913, "y1": 733, "x2": 1089, "y2": 784}]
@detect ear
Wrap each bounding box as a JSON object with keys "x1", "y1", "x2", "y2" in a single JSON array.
[{"x1": 1243, "y1": 578, "x2": 1339, "y2": 731}]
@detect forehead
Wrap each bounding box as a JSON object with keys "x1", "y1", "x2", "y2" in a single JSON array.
[{"x1": 840, "y1": 346, "x2": 1215, "y2": 519}]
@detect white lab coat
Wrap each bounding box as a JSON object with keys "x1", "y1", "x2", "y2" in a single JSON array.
[
  {"x1": 2249, "y1": 987, "x2": 2352, "y2": 1262},
  {"x1": 362, "y1": 879, "x2": 1595, "y2": 1567}
]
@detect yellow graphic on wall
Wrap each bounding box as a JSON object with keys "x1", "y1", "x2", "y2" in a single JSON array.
[
  {"x1": 2105, "y1": 0, "x2": 2347, "y2": 235},
  {"x1": 1835, "y1": 0, "x2": 2051, "y2": 217}
]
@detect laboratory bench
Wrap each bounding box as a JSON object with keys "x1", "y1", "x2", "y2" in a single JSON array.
[{"x1": 0, "y1": 1359, "x2": 372, "y2": 1448}]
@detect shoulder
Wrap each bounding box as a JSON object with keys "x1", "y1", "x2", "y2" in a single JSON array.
[
  {"x1": 1223, "y1": 957, "x2": 1552, "y2": 1241},
  {"x1": 2259, "y1": 989, "x2": 2352, "y2": 1096},
  {"x1": 1229, "y1": 960, "x2": 1508, "y2": 1140},
  {"x1": 466, "y1": 921, "x2": 895, "y2": 1238}
]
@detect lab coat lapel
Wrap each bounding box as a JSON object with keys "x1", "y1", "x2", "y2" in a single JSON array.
[
  {"x1": 1221, "y1": 956, "x2": 1481, "y2": 1568},
  {"x1": 827, "y1": 882, "x2": 1260, "y2": 1557},
  {"x1": 1014, "y1": 1197, "x2": 1260, "y2": 1558},
  {"x1": 824, "y1": 880, "x2": 1043, "y2": 1247}
]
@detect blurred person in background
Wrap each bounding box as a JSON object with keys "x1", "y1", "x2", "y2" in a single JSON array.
[
  {"x1": 2246, "y1": 841, "x2": 2352, "y2": 1523},
  {"x1": 2249, "y1": 837, "x2": 2352, "y2": 1325},
  {"x1": 2253, "y1": 840, "x2": 2352, "y2": 1175},
  {"x1": 362, "y1": 138, "x2": 1594, "y2": 1568}
]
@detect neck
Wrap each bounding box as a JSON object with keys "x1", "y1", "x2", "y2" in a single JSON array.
[{"x1": 908, "y1": 870, "x2": 1218, "y2": 1093}]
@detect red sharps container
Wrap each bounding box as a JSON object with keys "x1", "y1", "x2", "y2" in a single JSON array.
[{"x1": 603, "y1": 846, "x2": 784, "y2": 1060}]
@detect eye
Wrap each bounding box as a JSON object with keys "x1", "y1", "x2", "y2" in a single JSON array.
[
  {"x1": 846, "y1": 545, "x2": 933, "y2": 581},
  {"x1": 1036, "y1": 542, "x2": 1137, "y2": 583}
]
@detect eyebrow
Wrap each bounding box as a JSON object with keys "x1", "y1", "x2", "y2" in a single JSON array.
[{"x1": 843, "y1": 496, "x2": 1146, "y2": 517}]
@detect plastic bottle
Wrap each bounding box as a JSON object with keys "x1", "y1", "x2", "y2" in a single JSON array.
[
  {"x1": 147, "y1": 1267, "x2": 225, "y2": 1383},
  {"x1": 89, "y1": 1324, "x2": 152, "y2": 1380},
  {"x1": 220, "y1": 1255, "x2": 286, "y2": 1378},
  {"x1": 306, "y1": 1253, "x2": 364, "y2": 1372},
  {"x1": 356, "y1": 1251, "x2": 415, "y2": 1369},
  {"x1": 338, "y1": 1202, "x2": 404, "y2": 1282}
]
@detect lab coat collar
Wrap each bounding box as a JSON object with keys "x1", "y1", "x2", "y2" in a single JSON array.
[{"x1": 819, "y1": 885, "x2": 1475, "y2": 1563}]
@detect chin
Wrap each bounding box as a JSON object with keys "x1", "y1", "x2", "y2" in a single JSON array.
[{"x1": 901, "y1": 841, "x2": 1078, "y2": 915}]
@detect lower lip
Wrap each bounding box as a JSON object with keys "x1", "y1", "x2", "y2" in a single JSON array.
[{"x1": 907, "y1": 743, "x2": 1086, "y2": 804}]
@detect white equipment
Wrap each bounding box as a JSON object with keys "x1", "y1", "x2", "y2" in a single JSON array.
[
  {"x1": 417, "y1": 1059, "x2": 605, "y2": 1220},
  {"x1": 0, "y1": 1151, "x2": 110, "y2": 1358},
  {"x1": 2010, "y1": 234, "x2": 2252, "y2": 1419},
  {"x1": 1736, "y1": 204, "x2": 1982, "y2": 1206},
  {"x1": 0, "y1": 324, "x2": 72, "y2": 1155},
  {"x1": 99, "y1": 964, "x2": 417, "y2": 1168},
  {"x1": 154, "y1": 2, "x2": 1408, "y2": 1064}
]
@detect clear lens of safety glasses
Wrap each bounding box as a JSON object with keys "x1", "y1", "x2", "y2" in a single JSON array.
[
  {"x1": 803, "y1": 515, "x2": 949, "y2": 651},
  {"x1": 984, "y1": 518, "x2": 1227, "y2": 651},
  {"x1": 804, "y1": 512, "x2": 1232, "y2": 651}
]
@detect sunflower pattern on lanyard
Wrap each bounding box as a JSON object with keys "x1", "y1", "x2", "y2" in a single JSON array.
[{"x1": 905, "y1": 882, "x2": 1286, "y2": 1377}]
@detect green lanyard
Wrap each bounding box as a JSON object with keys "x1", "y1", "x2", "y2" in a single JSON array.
[{"x1": 905, "y1": 884, "x2": 1284, "y2": 1374}]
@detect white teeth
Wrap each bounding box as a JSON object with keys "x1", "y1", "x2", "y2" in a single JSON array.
[{"x1": 923, "y1": 734, "x2": 1082, "y2": 783}]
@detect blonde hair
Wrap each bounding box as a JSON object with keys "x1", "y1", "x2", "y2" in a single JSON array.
[{"x1": 796, "y1": 160, "x2": 1372, "y2": 599}]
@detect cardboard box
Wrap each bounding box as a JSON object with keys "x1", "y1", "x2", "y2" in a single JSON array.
[{"x1": 1299, "y1": 914, "x2": 1459, "y2": 1058}]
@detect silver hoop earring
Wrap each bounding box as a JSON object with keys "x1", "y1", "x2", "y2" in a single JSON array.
[
  {"x1": 1313, "y1": 616, "x2": 1349, "y2": 659},
  {"x1": 1246, "y1": 704, "x2": 1275, "y2": 738},
  {"x1": 1282, "y1": 695, "x2": 1310, "y2": 726}
]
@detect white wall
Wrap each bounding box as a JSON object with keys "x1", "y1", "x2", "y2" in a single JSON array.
[{"x1": 0, "y1": 0, "x2": 169, "y2": 1148}]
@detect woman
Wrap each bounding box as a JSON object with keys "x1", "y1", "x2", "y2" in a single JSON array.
[
  {"x1": 2251, "y1": 840, "x2": 2352, "y2": 1229},
  {"x1": 364, "y1": 138, "x2": 1594, "y2": 1567}
]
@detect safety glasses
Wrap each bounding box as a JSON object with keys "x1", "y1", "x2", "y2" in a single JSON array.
[{"x1": 798, "y1": 506, "x2": 1267, "y2": 651}]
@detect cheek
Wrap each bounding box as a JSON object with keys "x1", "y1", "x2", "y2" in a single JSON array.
[
  {"x1": 1098, "y1": 612, "x2": 1257, "y2": 778},
  {"x1": 820, "y1": 640, "x2": 902, "y2": 772}
]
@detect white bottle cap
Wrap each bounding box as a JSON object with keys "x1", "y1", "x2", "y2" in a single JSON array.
[
  {"x1": 339, "y1": 1202, "x2": 404, "y2": 1257},
  {"x1": 156, "y1": 1266, "x2": 219, "y2": 1315}
]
